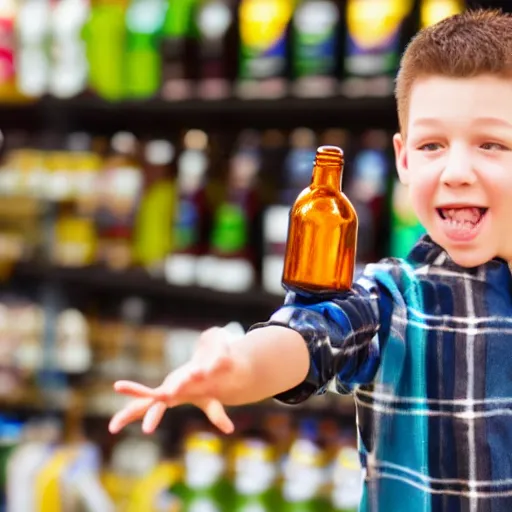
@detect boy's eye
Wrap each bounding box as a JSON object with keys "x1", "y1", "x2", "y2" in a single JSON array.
[
  {"x1": 480, "y1": 142, "x2": 508, "y2": 151},
  {"x1": 418, "y1": 143, "x2": 441, "y2": 151}
]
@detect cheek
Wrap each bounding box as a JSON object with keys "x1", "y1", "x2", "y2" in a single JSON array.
[
  {"x1": 478, "y1": 165, "x2": 512, "y2": 216},
  {"x1": 407, "y1": 171, "x2": 438, "y2": 219}
]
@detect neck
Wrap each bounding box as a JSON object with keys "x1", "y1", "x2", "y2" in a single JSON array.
[{"x1": 311, "y1": 164, "x2": 342, "y2": 189}]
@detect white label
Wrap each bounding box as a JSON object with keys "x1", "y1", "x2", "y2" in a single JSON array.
[
  {"x1": 188, "y1": 498, "x2": 221, "y2": 512},
  {"x1": 263, "y1": 205, "x2": 290, "y2": 244},
  {"x1": 47, "y1": 170, "x2": 73, "y2": 200},
  {"x1": 209, "y1": 257, "x2": 255, "y2": 292},
  {"x1": 294, "y1": 1, "x2": 338, "y2": 34},
  {"x1": 332, "y1": 448, "x2": 364, "y2": 509},
  {"x1": 126, "y1": 0, "x2": 164, "y2": 34},
  {"x1": 165, "y1": 253, "x2": 198, "y2": 286},
  {"x1": 282, "y1": 465, "x2": 325, "y2": 502},
  {"x1": 235, "y1": 459, "x2": 276, "y2": 495},
  {"x1": 111, "y1": 166, "x2": 143, "y2": 199},
  {"x1": 17, "y1": 0, "x2": 50, "y2": 42},
  {"x1": 0, "y1": 167, "x2": 19, "y2": 195},
  {"x1": 17, "y1": 48, "x2": 49, "y2": 97},
  {"x1": 262, "y1": 255, "x2": 285, "y2": 295},
  {"x1": 185, "y1": 452, "x2": 225, "y2": 489},
  {"x1": 197, "y1": 1, "x2": 233, "y2": 38},
  {"x1": 195, "y1": 255, "x2": 217, "y2": 288}
]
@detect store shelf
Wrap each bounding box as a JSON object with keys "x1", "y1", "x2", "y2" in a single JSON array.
[
  {"x1": 5, "y1": 261, "x2": 284, "y2": 326},
  {"x1": 0, "y1": 94, "x2": 398, "y2": 135},
  {"x1": 0, "y1": 390, "x2": 356, "y2": 422}
]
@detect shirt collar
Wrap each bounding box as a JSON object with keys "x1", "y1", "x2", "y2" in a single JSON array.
[{"x1": 406, "y1": 234, "x2": 511, "y2": 283}]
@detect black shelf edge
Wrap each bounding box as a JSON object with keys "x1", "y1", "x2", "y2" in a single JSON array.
[
  {"x1": 0, "y1": 394, "x2": 355, "y2": 422},
  {"x1": 6, "y1": 261, "x2": 284, "y2": 325},
  {"x1": 10, "y1": 262, "x2": 281, "y2": 305},
  {"x1": 3, "y1": 261, "x2": 367, "y2": 326},
  {"x1": 0, "y1": 95, "x2": 398, "y2": 134}
]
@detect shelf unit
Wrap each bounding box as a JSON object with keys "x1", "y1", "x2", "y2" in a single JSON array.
[
  {"x1": 6, "y1": 261, "x2": 284, "y2": 327},
  {"x1": 0, "y1": 94, "x2": 399, "y2": 135},
  {"x1": 0, "y1": 94, "x2": 393, "y2": 425}
]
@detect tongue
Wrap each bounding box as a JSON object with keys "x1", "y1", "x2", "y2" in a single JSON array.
[{"x1": 444, "y1": 207, "x2": 481, "y2": 224}]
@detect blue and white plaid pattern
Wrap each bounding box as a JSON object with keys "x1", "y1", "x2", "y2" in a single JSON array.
[{"x1": 251, "y1": 235, "x2": 512, "y2": 512}]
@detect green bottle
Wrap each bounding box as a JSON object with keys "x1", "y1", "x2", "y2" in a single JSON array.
[
  {"x1": 281, "y1": 421, "x2": 331, "y2": 512},
  {"x1": 84, "y1": 0, "x2": 126, "y2": 101},
  {"x1": 165, "y1": 431, "x2": 232, "y2": 512},
  {"x1": 124, "y1": 0, "x2": 166, "y2": 99},
  {"x1": 232, "y1": 436, "x2": 281, "y2": 512},
  {"x1": 236, "y1": 0, "x2": 294, "y2": 99},
  {"x1": 291, "y1": 0, "x2": 340, "y2": 98},
  {"x1": 160, "y1": 0, "x2": 198, "y2": 100}
]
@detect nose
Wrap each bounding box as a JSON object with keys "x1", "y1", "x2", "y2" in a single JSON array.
[{"x1": 440, "y1": 145, "x2": 477, "y2": 187}]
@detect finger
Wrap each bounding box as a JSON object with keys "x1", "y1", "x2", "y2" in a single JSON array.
[
  {"x1": 198, "y1": 398, "x2": 235, "y2": 435},
  {"x1": 152, "y1": 365, "x2": 205, "y2": 400},
  {"x1": 142, "y1": 401, "x2": 168, "y2": 434},
  {"x1": 113, "y1": 380, "x2": 160, "y2": 398},
  {"x1": 108, "y1": 398, "x2": 154, "y2": 434}
]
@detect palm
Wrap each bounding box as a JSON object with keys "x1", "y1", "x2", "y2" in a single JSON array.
[{"x1": 108, "y1": 327, "x2": 236, "y2": 435}]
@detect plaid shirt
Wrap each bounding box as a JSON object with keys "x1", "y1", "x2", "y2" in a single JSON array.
[{"x1": 252, "y1": 235, "x2": 512, "y2": 512}]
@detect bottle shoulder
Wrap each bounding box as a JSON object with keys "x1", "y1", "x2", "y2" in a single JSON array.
[{"x1": 292, "y1": 187, "x2": 357, "y2": 219}]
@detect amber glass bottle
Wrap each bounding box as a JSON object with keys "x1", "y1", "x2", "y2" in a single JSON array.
[{"x1": 282, "y1": 145, "x2": 358, "y2": 294}]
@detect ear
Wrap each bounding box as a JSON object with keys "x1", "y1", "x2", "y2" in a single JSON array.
[{"x1": 393, "y1": 132, "x2": 409, "y2": 185}]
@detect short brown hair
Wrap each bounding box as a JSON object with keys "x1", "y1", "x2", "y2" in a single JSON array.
[{"x1": 395, "y1": 8, "x2": 512, "y2": 136}]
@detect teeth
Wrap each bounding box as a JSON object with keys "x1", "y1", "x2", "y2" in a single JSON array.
[
  {"x1": 445, "y1": 219, "x2": 478, "y2": 228},
  {"x1": 439, "y1": 207, "x2": 485, "y2": 225}
]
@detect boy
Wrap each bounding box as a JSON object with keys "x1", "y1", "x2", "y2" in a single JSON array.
[{"x1": 109, "y1": 9, "x2": 512, "y2": 512}]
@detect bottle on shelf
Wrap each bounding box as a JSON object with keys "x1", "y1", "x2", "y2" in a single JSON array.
[
  {"x1": 204, "y1": 129, "x2": 262, "y2": 293},
  {"x1": 291, "y1": 0, "x2": 340, "y2": 98},
  {"x1": 341, "y1": 0, "x2": 414, "y2": 98},
  {"x1": 48, "y1": 0, "x2": 91, "y2": 99},
  {"x1": 281, "y1": 419, "x2": 331, "y2": 512},
  {"x1": 281, "y1": 128, "x2": 318, "y2": 206},
  {"x1": 133, "y1": 138, "x2": 177, "y2": 271},
  {"x1": 194, "y1": 0, "x2": 236, "y2": 100},
  {"x1": 94, "y1": 131, "x2": 143, "y2": 271},
  {"x1": 282, "y1": 145, "x2": 358, "y2": 295},
  {"x1": 124, "y1": 0, "x2": 166, "y2": 99},
  {"x1": 231, "y1": 433, "x2": 281, "y2": 512},
  {"x1": 165, "y1": 129, "x2": 212, "y2": 286},
  {"x1": 420, "y1": 0, "x2": 464, "y2": 28},
  {"x1": 160, "y1": 0, "x2": 198, "y2": 101},
  {"x1": 236, "y1": 0, "x2": 294, "y2": 99},
  {"x1": 158, "y1": 431, "x2": 231, "y2": 512},
  {"x1": 15, "y1": 0, "x2": 52, "y2": 99},
  {"x1": 84, "y1": 0, "x2": 127, "y2": 101},
  {"x1": 330, "y1": 435, "x2": 364, "y2": 512},
  {"x1": 345, "y1": 129, "x2": 391, "y2": 263}
]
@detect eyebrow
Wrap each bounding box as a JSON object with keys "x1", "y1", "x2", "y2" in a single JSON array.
[{"x1": 412, "y1": 117, "x2": 512, "y2": 129}]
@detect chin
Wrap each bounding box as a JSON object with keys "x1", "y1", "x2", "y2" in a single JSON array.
[{"x1": 444, "y1": 246, "x2": 495, "y2": 269}]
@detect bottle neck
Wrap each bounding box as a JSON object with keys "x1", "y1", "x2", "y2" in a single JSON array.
[{"x1": 311, "y1": 164, "x2": 342, "y2": 190}]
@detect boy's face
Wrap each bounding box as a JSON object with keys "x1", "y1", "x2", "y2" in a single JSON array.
[{"x1": 393, "y1": 74, "x2": 512, "y2": 267}]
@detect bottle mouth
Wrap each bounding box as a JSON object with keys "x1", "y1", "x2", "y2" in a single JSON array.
[{"x1": 315, "y1": 145, "x2": 344, "y2": 166}]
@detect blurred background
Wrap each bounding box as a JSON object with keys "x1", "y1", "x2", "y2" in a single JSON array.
[{"x1": 0, "y1": 0, "x2": 507, "y2": 510}]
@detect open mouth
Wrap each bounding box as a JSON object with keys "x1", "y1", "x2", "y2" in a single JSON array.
[
  {"x1": 436, "y1": 206, "x2": 488, "y2": 242},
  {"x1": 436, "y1": 206, "x2": 488, "y2": 227}
]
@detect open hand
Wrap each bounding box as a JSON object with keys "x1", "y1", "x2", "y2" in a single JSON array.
[{"x1": 108, "y1": 325, "x2": 242, "y2": 436}]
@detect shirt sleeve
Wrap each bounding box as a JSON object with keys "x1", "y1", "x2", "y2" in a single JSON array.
[{"x1": 248, "y1": 272, "x2": 390, "y2": 404}]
